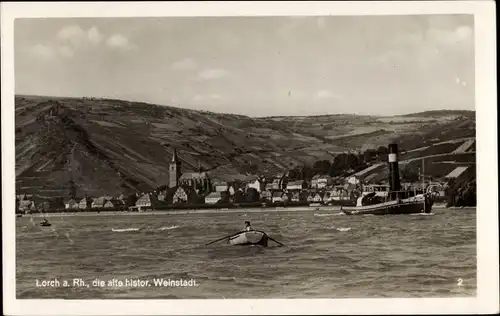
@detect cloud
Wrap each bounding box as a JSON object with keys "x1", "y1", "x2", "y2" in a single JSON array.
[
  {"x1": 171, "y1": 58, "x2": 197, "y2": 71},
  {"x1": 58, "y1": 46, "x2": 74, "y2": 58},
  {"x1": 106, "y1": 34, "x2": 134, "y2": 50},
  {"x1": 32, "y1": 44, "x2": 56, "y2": 60},
  {"x1": 426, "y1": 25, "x2": 473, "y2": 48},
  {"x1": 88, "y1": 26, "x2": 103, "y2": 45},
  {"x1": 57, "y1": 25, "x2": 103, "y2": 48},
  {"x1": 197, "y1": 68, "x2": 231, "y2": 80}
]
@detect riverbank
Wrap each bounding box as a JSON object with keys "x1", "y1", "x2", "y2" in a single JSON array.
[
  {"x1": 22, "y1": 205, "x2": 344, "y2": 217},
  {"x1": 18, "y1": 203, "x2": 474, "y2": 218}
]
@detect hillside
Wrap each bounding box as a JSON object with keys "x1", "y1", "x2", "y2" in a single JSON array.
[{"x1": 14, "y1": 95, "x2": 476, "y2": 198}]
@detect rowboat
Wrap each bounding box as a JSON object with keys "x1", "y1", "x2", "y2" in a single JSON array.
[
  {"x1": 40, "y1": 222, "x2": 51, "y2": 227},
  {"x1": 228, "y1": 230, "x2": 268, "y2": 247}
]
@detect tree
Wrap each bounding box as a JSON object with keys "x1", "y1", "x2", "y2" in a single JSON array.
[
  {"x1": 68, "y1": 179, "x2": 77, "y2": 198},
  {"x1": 125, "y1": 193, "x2": 138, "y2": 207},
  {"x1": 245, "y1": 188, "x2": 260, "y2": 202},
  {"x1": 233, "y1": 190, "x2": 245, "y2": 203},
  {"x1": 400, "y1": 166, "x2": 420, "y2": 183},
  {"x1": 376, "y1": 146, "x2": 389, "y2": 160},
  {"x1": 312, "y1": 160, "x2": 331, "y2": 175}
]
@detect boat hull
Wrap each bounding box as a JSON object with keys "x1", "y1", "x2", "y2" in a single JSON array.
[
  {"x1": 228, "y1": 231, "x2": 268, "y2": 246},
  {"x1": 40, "y1": 223, "x2": 51, "y2": 227},
  {"x1": 341, "y1": 198, "x2": 432, "y2": 216}
]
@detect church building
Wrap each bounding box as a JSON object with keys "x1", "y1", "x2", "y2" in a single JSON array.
[{"x1": 169, "y1": 149, "x2": 211, "y2": 194}]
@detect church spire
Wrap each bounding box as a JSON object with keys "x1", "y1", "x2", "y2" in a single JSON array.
[{"x1": 172, "y1": 148, "x2": 178, "y2": 163}]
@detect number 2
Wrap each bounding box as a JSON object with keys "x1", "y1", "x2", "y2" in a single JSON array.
[{"x1": 457, "y1": 278, "x2": 463, "y2": 286}]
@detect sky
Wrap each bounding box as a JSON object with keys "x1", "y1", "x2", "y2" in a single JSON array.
[{"x1": 14, "y1": 15, "x2": 474, "y2": 117}]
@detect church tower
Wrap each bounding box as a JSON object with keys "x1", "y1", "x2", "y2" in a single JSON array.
[{"x1": 169, "y1": 149, "x2": 182, "y2": 188}]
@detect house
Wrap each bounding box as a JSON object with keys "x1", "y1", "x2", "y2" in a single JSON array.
[
  {"x1": 78, "y1": 198, "x2": 92, "y2": 209},
  {"x1": 135, "y1": 193, "x2": 158, "y2": 210},
  {"x1": 64, "y1": 198, "x2": 79, "y2": 209},
  {"x1": 205, "y1": 192, "x2": 229, "y2": 204},
  {"x1": 172, "y1": 186, "x2": 199, "y2": 204},
  {"x1": 291, "y1": 191, "x2": 308, "y2": 202},
  {"x1": 311, "y1": 192, "x2": 325, "y2": 203},
  {"x1": 18, "y1": 200, "x2": 36, "y2": 212},
  {"x1": 260, "y1": 190, "x2": 272, "y2": 201},
  {"x1": 286, "y1": 180, "x2": 307, "y2": 191},
  {"x1": 91, "y1": 197, "x2": 108, "y2": 208},
  {"x1": 266, "y1": 178, "x2": 285, "y2": 191},
  {"x1": 271, "y1": 192, "x2": 283, "y2": 203},
  {"x1": 281, "y1": 192, "x2": 292, "y2": 203},
  {"x1": 213, "y1": 181, "x2": 229, "y2": 192},
  {"x1": 247, "y1": 179, "x2": 264, "y2": 192},
  {"x1": 329, "y1": 186, "x2": 350, "y2": 201},
  {"x1": 104, "y1": 199, "x2": 124, "y2": 208},
  {"x1": 157, "y1": 190, "x2": 167, "y2": 201},
  {"x1": 311, "y1": 175, "x2": 332, "y2": 189}
]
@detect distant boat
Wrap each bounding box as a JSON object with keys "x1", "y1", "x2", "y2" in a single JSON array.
[
  {"x1": 16, "y1": 214, "x2": 23, "y2": 218},
  {"x1": 228, "y1": 230, "x2": 269, "y2": 246},
  {"x1": 341, "y1": 143, "x2": 433, "y2": 216},
  {"x1": 40, "y1": 220, "x2": 51, "y2": 227}
]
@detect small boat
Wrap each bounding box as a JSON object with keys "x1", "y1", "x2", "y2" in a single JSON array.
[
  {"x1": 16, "y1": 214, "x2": 23, "y2": 218},
  {"x1": 228, "y1": 230, "x2": 269, "y2": 246},
  {"x1": 206, "y1": 225, "x2": 284, "y2": 247},
  {"x1": 40, "y1": 219, "x2": 51, "y2": 226}
]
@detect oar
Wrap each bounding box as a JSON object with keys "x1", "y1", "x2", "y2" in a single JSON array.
[
  {"x1": 268, "y1": 236, "x2": 285, "y2": 247},
  {"x1": 205, "y1": 232, "x2": 242, "y2": 246}
]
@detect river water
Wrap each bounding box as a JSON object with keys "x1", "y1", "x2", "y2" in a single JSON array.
[{"x1": 16, "y1": 208, "x2": 476, "y2": 299}]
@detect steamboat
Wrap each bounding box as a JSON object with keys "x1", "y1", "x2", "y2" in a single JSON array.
[{"x1": 341, "y1": 143, "x2": 433, "y2": 215}]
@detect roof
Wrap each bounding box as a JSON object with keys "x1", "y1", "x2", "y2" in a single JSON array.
[
  {"x1": 312, "y1": 174, "x2": 330, "y2": 180},
  {"x1": 445, "y1": 166, "x2": 469, "y2": 179},
  {"x1": 19, "y1": 200, "x2": 34, "y2": 207},
  {"x1": 92, "y1": 197, "x2": 108, "y2": 204},
  {"x1": 352, "y1": 163, "x2": 384, "y2": 177},
  {"x1": 205, "y1": 192, "x2": 222, "y2": 199},
  {"x1": 179, "y1": 172, "x2": 208, "y2": 181},
  {"x1": 213, "y1": 181, "x2": 228, "y2": 186}
]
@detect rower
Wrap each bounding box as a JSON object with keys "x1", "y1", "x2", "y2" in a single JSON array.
[{"x1": 244, "y1": 221, "x2": 253, "y2": 231}]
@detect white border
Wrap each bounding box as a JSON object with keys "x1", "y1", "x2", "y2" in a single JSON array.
[{"x1": 2, "y1": 1, "x2": 498, "y2": 315}]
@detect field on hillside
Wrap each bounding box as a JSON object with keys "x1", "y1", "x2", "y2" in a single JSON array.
[{"x1": 14, "y1": 95, "x2": 476, "y2": 197}]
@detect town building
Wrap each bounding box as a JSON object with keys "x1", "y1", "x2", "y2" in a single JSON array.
[
  {"x1": 19, "y1": 200, "x2": 36, "y2": 213},
  {"x1": 205, "y1": 192, "x2": 229, "y2": 204},
  {"x1": 286, "y1": 180, "x2": 307, "y2": 191},
  {"x1": 135, "y1": 193, "x2": 158, "y2": 210},
  {"x1": 271, "y1": 192, "x2": 283, "y2": 203},
  {"x1": 78, "y1": 197, "x2": 92, "y2": 210},
  {"x1": 64, "y1": 198, "x2": 79, "y2": 209},
  {"x1": 247, "y1": 178, "x2": 264, "y2": 192},
  {"x1": 311, "y1": 175, "x2": 332, "y2": 189},
  {"x1": 169, "y1": 149, "x2": 211, "y2": 193},
  {"x1": 213, "y1": 181, "x2": 229, "y2": 192},
  {"x1": 91, "y1": 197, "x2": 107, "y2": 208},
  {"x1": 172, "y1": 186, "x2": 199, "y2": 204},
  {"x1": 104, "y1": 199, "x2": 124, "y2": 208}
]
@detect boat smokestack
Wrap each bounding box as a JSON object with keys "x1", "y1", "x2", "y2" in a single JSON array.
[{"x1": 388, "y1": 143, "x2": 401, "y2": 193}]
